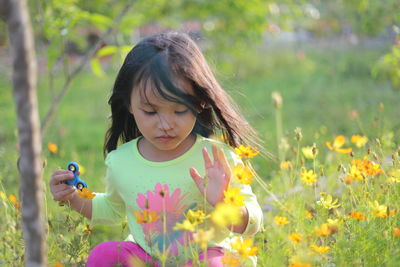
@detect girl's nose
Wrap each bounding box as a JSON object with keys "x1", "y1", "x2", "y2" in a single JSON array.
[{"x1": 158, "y1": 114, "x2": 174, "y2": 131}]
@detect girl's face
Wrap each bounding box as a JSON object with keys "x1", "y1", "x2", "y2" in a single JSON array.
[{"x1": 129, "y1": 78, "x2": 198, "y2": 160}]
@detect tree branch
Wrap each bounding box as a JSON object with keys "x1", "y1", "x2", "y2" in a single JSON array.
[{"x1": 40, "y1": 2, "x2": 135, "y2": 135}]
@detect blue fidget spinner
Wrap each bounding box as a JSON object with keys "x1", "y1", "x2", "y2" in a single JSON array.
[{"x1": 66, "y1": 162, "x2": 88, "y2": 190}]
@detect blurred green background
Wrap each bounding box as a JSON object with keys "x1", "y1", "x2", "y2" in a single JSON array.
[{"x1": 1, "y1": 0, "x2": 400, "y2": 247}]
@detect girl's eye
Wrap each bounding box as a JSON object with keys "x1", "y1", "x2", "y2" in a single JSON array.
[
  {"x1": 142, "y1": 110, "x2": 156, "y2": 115},
  {"x1": 175, "y1": 109, "x2": 189, "y2": 115}
]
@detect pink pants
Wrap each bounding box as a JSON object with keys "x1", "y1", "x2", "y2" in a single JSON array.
[{"x1": 86, "y1": 241, "x2": 225, "y2": 267}]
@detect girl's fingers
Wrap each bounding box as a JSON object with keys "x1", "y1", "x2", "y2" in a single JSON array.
[
  {"x1": 54, "y1": 187, "x2": 75, "y2": 201},
  {"x1": 202, "y1": 148, "x2": 213, "y2": 169},
  {"x1": 52, "y1": 184, "x2": 74, "y2": 194},
  {"x1": 212, "y1": 144, "x2": 223, "y2": 169},
  {"x1": 218, "y1": 148, "x2": 231, "y2": 181},
  {"x1": 50, "y1": 172, "x2": 73, "y2": 186},
  {"x1": 189, "y1": 167, "x2": 204, "y2": 193}
]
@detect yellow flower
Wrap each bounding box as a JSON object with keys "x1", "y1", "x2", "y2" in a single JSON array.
[
  {"x1": 193, "y1": 228, "x2": 214, "y2": 250},
  {"x1": 326, "y1": 136, "x2": 352, "y2": 154},
  {"x1": 231, "y1": 237, "x2": 258, "y2": 258},
  {"x1": 224, "y1": 186, "x2": 245, "y2": 207},
  {"x1": 221, "y1": 252, "x2": 241, "y2": 267},
  {"x1": 351, "y1": 135, "x2": 368, "y2": 147},
  {"x1": 288, "y1": 233, "x2": 302, "y2": 244},
  {"x1": 232, "y1": 164, "x2": 254, "y2": 185},
  {"x1": 346, "y1": 165, "x2": 364, "y2": 184},
  {"x1": 300, "y1": 169, "x2": 317, "y2": 186},
  {"x1": 47, "y1": 142, "x2": 58, "y2": 153},
  {"x1": 304, "y1": 210, "x2": 314, "y2": 219},
  {"x1": 348, "y1": 211, "x2": 367, "y2": 221},
  {"x1": 289, "y1": 262, "x2": 311, "y2": 267},
  {"x1": 77, "y1": 188, "x2": 96, "y2": 200},
  {"x1": 274, "y1": 216, "x2": 289, "y2": 226},
  {"x1": 0, "y1": 191, "x2": 7, "y2": 201},
  {"x1": 280, "y1": 161, "x2": 292, "y2": 170},
  {"x1": 393, "y1": 227, "x2": 400, "y2": 238},
  {"x1": 173, "y1": 219, "x2": 196, "y2": 232},
  {"x1": 134, "y1": 209, "x2": 160, "y2": 224},
  {"x1": 54, "y1": 262, "x2": 64, "y2": 267},
  {"x1": 317, "y1": 193, "x2": 340, "y2": 210},
  {"x1": 234, "y1": 144, "x2": 259, "y2": 159},
  {"x1": 211, "y1": 202, "x2": 242, "y2": 228},
  {"x1": 314, "y1": 223, "x2": 332, "y2": 237},
  {"x1": 311, "y1": 244, "x2": 330, "y2": 254},
  {"x1": 302, "y1": 146, "x2": 317, "y2": 159},
  {"x1": 186, "y1": 209, "x2": 208, "y2": 225}
]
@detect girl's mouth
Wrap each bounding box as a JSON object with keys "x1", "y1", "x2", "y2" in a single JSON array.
[{"x1": 156, "y1": 136, "x2": 175, "y2": 142}]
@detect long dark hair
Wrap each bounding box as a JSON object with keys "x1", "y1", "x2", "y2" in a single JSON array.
[{"x1": 104, "y1": 31, "x2": 261, "y2": 156}]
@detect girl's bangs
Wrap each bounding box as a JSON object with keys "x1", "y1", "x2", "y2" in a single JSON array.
[{"x1": 134, "y1": 54, "x2": 199, "y2": 110}]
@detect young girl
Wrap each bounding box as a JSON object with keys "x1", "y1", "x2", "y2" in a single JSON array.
[{"x1": 50, "y1": 32, "x2": 263, "y2": 266}]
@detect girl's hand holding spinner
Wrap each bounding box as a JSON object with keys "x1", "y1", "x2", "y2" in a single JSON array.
[{"x1": 190, "y1": 144, "x2": 231, "y2": 207}]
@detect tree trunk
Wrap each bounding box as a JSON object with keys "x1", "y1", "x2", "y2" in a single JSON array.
[{"x1": 0, "y1": 0, "x2": 46, "y2": 266}]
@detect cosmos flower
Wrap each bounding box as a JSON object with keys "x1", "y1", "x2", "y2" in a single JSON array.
[
  {"x1": 300, "y1": 169, "x2": 317, "y2": 185},
  {"x1": 234, "y1": 144, "x2": 259, "y2": 159},
  {"x1": 77, "y1": 188, "x2": 96, "y2": 200},
  {"x1": 232, "y1": 164, "x2": 254, "y2": 185},
  {"x1": 288, "y1": 233, "x2": 302, "y2": 244},
  {"x1": 274, "y1": 216, "x2": 289, "y2": 226},
  {"x1": 311, "y1": 244, "x2": 330, "y2": 254},
  {"x1": 47, "y1": 142, "x2": 58, "y2": 153},
  {"x1": 231, "y1": 237, "x2": 258, "y2": 258},
  {"x1": 224, "y1": 186, "x2": 245, "y2": 207},
  {"x1": 326, "y1": 136, "x2": 352, "y2": 154},
  {"x1": 351, "y1": 135, "x2": 368, "y2": 147}
]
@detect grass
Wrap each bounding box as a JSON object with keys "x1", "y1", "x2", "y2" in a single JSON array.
[{"x1": 0, "y1": 44, "x2": 400, "y2": 266}]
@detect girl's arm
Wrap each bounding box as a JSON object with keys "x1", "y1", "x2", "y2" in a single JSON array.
[{"x1": 50, "y1": 169, "x2": 92, "y2": 219}]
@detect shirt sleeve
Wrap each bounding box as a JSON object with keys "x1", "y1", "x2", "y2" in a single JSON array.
[
  {"x1": 224, "y1": 148, "x2": 264, "y2": 237},
  {"x1": 91, "y1": 151, "x2": 126, "y2": 225}
]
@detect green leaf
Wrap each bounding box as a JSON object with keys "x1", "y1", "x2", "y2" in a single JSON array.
[
  {"x1": 96, "y1": 45, "x2": 118, "y2": 57},
  {"x1": 90, "y1": 58, "x2": 105, "y2": 77}
]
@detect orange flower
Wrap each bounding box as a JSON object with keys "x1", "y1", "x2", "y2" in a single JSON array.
[
  {"x1": 348, "y1": 211, "x2": 367, "y2": 221},
  {"x1": 289, "y1": 262, "x2": 312, "y2": 267},
  {"x1": 9, "y1": 194, "x2": 17, "y2": 203},
  {"x1": 326, "y1": 136, "x2": 352, "y2": 154},
  {"x1": 304, "y1": 210, "x2": 314, "y2": 219},
  {"x1": 77, "y1": 188, "x2": 96, "y2": 200},
  {"x1": 48, "y1": 142, "x2": 58, "y2": 153},
  {"x1": 393, "y1": 227, "x2": 400, "y2": 237},
  {"x1": 352, "y1": 157, "x2": 383, "y2": 177},
  {"x1": 234, "y1": 144, "x2": 259, "y2": 159}
]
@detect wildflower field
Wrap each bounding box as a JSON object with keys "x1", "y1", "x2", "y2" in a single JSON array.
[{"x1": 1, "y1": 46, "x2": 400, "y2": 266}]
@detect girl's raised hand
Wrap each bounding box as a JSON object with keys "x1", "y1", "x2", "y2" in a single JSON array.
[
  {"x1": 49, "y1": 170, "x2": 77, "y2": 202},
  {"x1": 189, "y1": 144, "x2": 231, "y2": 207}
]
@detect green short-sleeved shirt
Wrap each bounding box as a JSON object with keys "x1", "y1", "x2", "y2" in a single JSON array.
[{"x1": 91, "y1": 135, "x2": 263, "y2": 266}]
